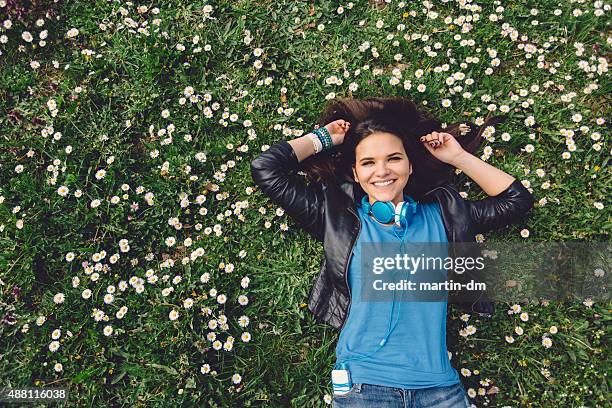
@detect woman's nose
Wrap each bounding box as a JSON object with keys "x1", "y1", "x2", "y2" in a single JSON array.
[{"x1": 374, "y1": 162, "x2": 391, "y2": 176}]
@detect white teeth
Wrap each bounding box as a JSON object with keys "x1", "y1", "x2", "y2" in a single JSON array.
[{"x1": 373, "y1": 180, "x2": 395, "y2": 186}]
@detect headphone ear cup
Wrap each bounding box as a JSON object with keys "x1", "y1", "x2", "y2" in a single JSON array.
[
  {"x1": 397, "y1": 201, "x2": 417, "y2": 228},
  {"x1": 371, "y1": 201, "x2": 395, "y2": 224}
]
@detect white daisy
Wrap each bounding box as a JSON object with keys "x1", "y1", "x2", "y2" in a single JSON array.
[
  {"x1": 57, "y1": 186, "x2": 69, "y2": 197},
  {"x1": 49, "y1": 341, "x2": 60, "y2": 352},
  {"x1": 238, "y1": 315, "x2": 250, "y2": 327},
  {"x1": 103, "y1": 325, "x2": 114, "y2": 336}
]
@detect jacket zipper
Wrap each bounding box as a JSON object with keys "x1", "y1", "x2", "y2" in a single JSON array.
[{"x1": 339, "y1": 206, "x2": 361, "y2": 332}]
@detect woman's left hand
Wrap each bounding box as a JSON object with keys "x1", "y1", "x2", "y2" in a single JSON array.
[{"x1": 420, "y1": 131, "x2": 467, "y2": 166}]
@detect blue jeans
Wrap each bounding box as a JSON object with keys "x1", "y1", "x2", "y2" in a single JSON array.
[{"x1": 333, "y1": 382, "x2": 472, "y2": 408}]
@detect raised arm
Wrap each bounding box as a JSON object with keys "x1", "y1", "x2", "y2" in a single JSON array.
[
  {"x1": 421, "y1": 131, "x2": 535, "y2": 234},
  {"x1": 249, "y1": 120, "x2": 351, "y2": 242},
  {"x1": 250, "y1": 140, "x2": 326, "y2": 241}
]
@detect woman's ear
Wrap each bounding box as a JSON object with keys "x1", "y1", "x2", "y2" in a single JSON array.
[{"x1": 352, "y1": 166, "x2": 358, "y2": 182}]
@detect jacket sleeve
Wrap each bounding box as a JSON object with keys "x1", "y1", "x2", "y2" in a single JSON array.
[
  {"x1": 467, "y1": 178, "x2": 535, "y2": 235},
  {"x1": 250, "y1": 140, "x2": 325, "y2": 242}
]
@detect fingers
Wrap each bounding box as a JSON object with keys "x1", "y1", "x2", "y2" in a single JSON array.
[
  {"x1": 420, "y1": 132, "x2": 444, "y2": 148},
  {"x1": 326, "y1": 120, "x2": 349, "y2": 133},
  {"x1": 420, "y1": 132, "x2": 453, "y2": 148},
  {"x1": 337, "y1": 119, "x2": 351, "y2": 132}
]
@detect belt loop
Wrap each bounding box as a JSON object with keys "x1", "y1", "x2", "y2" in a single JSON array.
[{"x1": 355, "y1": 383, "x2": 362, "y2": 393}]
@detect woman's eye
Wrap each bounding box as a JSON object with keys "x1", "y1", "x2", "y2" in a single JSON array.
[{"x1": 362, "y1": 158, "x2": 399, "y2": 166}]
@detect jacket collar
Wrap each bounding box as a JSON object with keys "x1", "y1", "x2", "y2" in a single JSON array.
[{"x1": 340, "y1": 182, "x2": 359, "y2": 207}]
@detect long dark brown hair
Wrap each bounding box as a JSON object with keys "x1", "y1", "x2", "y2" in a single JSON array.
[{"x1": 298, "y1": 96, "x2": 504, "y2": 200}]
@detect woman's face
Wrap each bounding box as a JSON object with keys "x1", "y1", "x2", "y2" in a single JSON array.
[{"x1": 352, "y1": 132, "x2": 412, "y2": 206}]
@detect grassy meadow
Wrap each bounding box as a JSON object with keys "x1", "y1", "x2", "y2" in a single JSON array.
[{"x1": 0, "y1": 0, "x2": 610, "y2": 406}]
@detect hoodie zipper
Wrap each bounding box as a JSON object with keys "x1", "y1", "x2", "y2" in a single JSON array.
[{"x1": 339, "y1": 206, "x2": 361, "y2": 332}]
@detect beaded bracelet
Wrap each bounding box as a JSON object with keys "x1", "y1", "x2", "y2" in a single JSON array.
[
  {"x1": 318, "y1": 127, "x2": 333, "y2": 149},
  {"x1": 313, "y1": 127, "x2": 333, "y2": 150}
]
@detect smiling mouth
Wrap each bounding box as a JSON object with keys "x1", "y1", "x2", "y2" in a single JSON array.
[{"x1": 372, "y1": 179, "x2": 396, "y2": 187}]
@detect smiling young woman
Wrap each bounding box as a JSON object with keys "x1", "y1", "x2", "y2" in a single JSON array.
[
  {"x1": 353, "y1": 131, "x2": 413, "y2": 212},
  {"x1": 251, "y1": 96, "x2": 534, "y2": 407}
]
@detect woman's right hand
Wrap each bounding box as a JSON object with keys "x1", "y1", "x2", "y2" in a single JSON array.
[{"x1": 322, "y1": 119, "x2": 351, "y2": 146}]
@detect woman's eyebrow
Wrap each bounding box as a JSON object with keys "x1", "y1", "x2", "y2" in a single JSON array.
[{"x1": 359, "y1": 152, "x2": 403, "y2": 162}]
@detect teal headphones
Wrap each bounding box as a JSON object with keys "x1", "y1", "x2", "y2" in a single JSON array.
[{"x1": 360, "y1": 193, "x2": 418, "y2": 228}]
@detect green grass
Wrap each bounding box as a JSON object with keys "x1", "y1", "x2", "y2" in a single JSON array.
[{"x1": 0, "y1": 0, "x2": 610, "y2": 406}]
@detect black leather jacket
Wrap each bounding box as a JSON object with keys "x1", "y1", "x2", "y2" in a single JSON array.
[{"x1": 251, "y1": 140, "x2": 535, "y2": 330}]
